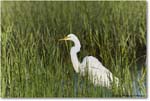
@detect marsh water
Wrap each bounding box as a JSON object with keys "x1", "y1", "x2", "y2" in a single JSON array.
[{"x1": 132, "y1": 65, "x2": 147, "y2": 97}]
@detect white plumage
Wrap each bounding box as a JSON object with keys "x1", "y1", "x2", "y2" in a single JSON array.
[{"x1": 59, "y1": 34, "x2": 119, "y2": 88}]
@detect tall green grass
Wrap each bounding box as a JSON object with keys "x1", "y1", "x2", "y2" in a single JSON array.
[{"x1": 1, "y1": 1, "x2": 146, "y2": 97}]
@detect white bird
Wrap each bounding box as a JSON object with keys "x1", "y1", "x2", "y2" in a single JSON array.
[{"x1": 59, "y1": 34, "x2": 119, "y2": 88}]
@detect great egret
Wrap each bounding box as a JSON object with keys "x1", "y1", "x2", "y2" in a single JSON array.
[{"x1": 59, "y1": 34, "x2": 119, "y2": 88}]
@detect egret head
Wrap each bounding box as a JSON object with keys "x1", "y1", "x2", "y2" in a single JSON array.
[
  {"x1": 59, "y1": 34, "x2": 81, "y2": 49},
  {"x1": 59, "y1": 34, "x2": 78, "y2": 41}
]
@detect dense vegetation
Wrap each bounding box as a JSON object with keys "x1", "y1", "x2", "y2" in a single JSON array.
[{"x1": 1, "y1": 1, "x2": 146, "y2": 97}]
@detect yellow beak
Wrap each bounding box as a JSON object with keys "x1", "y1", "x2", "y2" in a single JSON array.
[{"x1": 59, "y1": 36, "x2": 68, "y2": 41}]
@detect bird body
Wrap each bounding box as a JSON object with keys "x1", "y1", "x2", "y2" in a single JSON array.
[
  {"x1": 80, "y1": 56, "x2": 114, "y2": 87},
  {"x1": 59, "y1": 34, "x2": 119, "y2": 88}
]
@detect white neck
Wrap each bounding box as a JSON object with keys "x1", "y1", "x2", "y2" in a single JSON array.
[{"x1": 70, "y1": 38, "x2": 81, "y2": 73}]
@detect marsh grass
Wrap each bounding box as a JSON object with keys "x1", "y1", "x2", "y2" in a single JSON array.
[{"x1": 1, "y1": 1, "x2": 147, "y2": 97}]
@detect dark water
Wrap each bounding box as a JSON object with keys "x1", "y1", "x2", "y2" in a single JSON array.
[{"x1": 132, "y1": 70, "x2": 146, "y2": 97}]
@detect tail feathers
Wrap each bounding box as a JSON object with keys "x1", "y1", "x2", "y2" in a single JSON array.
[
  {"x1": 114, "y1": 77, "x2": 119, "y2": 87},
  {"x1": 114, "y1": 77, "x2": 125, "y2": 92}
]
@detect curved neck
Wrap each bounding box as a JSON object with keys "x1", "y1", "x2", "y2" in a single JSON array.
[{"x1": 70, "y1": 38, "x2": 81, "y2": 73}]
